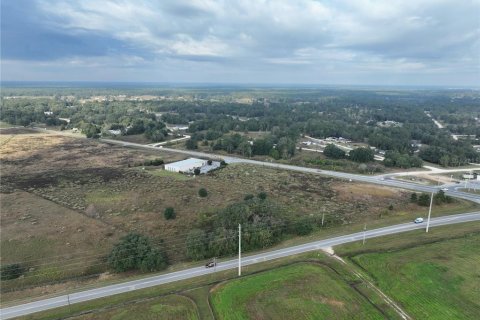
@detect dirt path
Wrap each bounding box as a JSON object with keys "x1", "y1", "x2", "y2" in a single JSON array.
[{"x1": 323, "y1": 247, "x2": 412, "y2": 320}]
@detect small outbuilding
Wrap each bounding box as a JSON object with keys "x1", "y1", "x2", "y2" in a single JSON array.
[{"x1": 164, "y1": 158, "x2": 207, "y2": 173}]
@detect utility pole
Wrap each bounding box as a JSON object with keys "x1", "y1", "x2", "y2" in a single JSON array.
[
  {"x1": 238, "y1": 224, "x2": 242, "y2": 276},
  {"x1": 321, "y1": 212, "x2": 325, "y2": 227},
  {"x1": 426, "y1": 192, "x2": 434, "y2": 233},
  {"x1": 362, "y1": 223, "x2": 366, "y2": 245}
]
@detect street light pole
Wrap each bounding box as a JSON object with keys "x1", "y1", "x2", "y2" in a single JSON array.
[
  {"x1": 238, "y1": 224, "x2": 242, "y2": 276},
  {"x1": 426, "y1": 192, "x2": 434, "y2": 233}
]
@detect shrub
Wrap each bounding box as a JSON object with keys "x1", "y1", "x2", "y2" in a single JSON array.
[
  {"x1": 257, "y1": 192, "x2": 267, "y2": 200},
  {"x1": 198, "y1": 188, "x2": 208, "y2": 197},
  {"x1": 349, "y1": 147, "x2": 375, "y2": 162},
  {"x1": 388, "y1": 204, "x2": 394, "y2": 211},
  {"x1": 294, "y1": 217, "x2": 314, "y2": 236},
  {"x1": 410, "y1": 193, "x2": 418, "y2": 202},
  {"x1": 220, "y1": 160, "x2": 227, "y2": 166},
  {"x1": 108, "y1": 233, "x2": 168, "y2": 273},
  {"x1": 145, "y1": 158, "x2": 164, "y2": 166},
  {"x1": 185, "y1": 229, "x2": 209, "y2": 260},
  {"x1": 185, "y1": 138, "x2": 197, "y2": 150},
  {"x1": 323, "y1": 144, "x2": 346, "y2": 159},
  {"x1": 207, "y1": 159, "x2": 213, "y2": 165},
  {"x1": 418, "y1": 193, "x2": 431, "y2": 206},
  {"x1": 164, "y1": 207, "x2": 176, "y2": 220},
  {"x1": 0, "y1": 263, "x2": 24, "y2": 280}
]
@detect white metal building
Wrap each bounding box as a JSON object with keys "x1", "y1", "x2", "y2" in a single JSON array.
[{"x1": 164, "y1": 158, "x2": 207, "y2": 173}]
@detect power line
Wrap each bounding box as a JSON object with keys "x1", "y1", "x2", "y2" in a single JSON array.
[{"x1": 3, "y1": 213, "x2": 345, "y2": 280}]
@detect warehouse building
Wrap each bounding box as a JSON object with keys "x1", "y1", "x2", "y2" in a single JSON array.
[{"x1": 164, "y1": 158, "x2": 207, "y2": 173}]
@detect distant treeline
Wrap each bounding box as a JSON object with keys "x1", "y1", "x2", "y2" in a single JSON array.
[{"x1": 1, "y1": 88, "x2": 478, "y2": 166}]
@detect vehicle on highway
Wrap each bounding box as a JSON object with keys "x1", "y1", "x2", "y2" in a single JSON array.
[
  {"x1": 441, "y1": 187, "x2": 449, "y2": 191},
  {"x1": 414, "y1": 217, "x2": 424, "y2": 223},
  {"x1": 205, "y1": 261, "x2": 216, "y2": 268}
]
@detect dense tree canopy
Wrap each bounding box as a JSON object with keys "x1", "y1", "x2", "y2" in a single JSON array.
[{"x1": 108, "y1": 233, "x2": 168, "y2": 273}]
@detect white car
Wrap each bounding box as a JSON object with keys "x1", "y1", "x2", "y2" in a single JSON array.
[
  {"x1": 414, "y1": 217, "x2": 424, "y2": 224},
  {"x1": 441, "y1": 188, "x2": 448, "y2": 191}
]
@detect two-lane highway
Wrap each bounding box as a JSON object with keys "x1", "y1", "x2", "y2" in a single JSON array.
[{"x1": 2, "y1": 212, "x2": 479, "y2": 319}]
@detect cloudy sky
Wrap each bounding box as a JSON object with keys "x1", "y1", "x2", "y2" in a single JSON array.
[{"x1": 1, "y1": 0, "x2": 479, "y2": 86}]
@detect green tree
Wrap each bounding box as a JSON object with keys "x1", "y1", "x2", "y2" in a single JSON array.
[
  {"x1": 433, "y1": 190, "x2": 452, "y2": 204},
  {"x1": 198, "y1": 188, "x2": 208, "y2": 197},
  {"x1": 349, "y1": 147, "x2": 375, "y2": 162},
  {"x1": 238, "y1": 141, "x2": 253, "y2": 157},
  {"x1": 323, "y1": 144, "x2": 346, "y2": 159},
  {"x1": 193, "y1": 168, "x2": 201, "y2": 175},
  {"x1": 164, "y1": 207, "x2": 176, "y2": 220},
  {"x1": 258, "y1": 192, "x2": 267, "y2": 200},
  {"x1": 108, "y1": 233, "x2": 168, "y2": 273},
  {"x1": 410, "y1": 193, "x2": 418, "y2": 202},
  {"x1": 418, "y1": 193, "x2": 431, "y2": 206},
  {"x1": 0, "y1": 263, "x2": 24, "y2": 280},
  {"x1": 185, "y1": 229, "x2": 209, "y2": 260},
  {"x1": 185, "y1": 138, "x2": 197, "y2": 150},
  {"x1": 294, "y1": 217, "x2": 314, "y2": 236}
]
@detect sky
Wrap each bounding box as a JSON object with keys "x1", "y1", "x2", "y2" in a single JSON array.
[{"x1": 1, "y1": 0, "x2": 479, "y2": 86}]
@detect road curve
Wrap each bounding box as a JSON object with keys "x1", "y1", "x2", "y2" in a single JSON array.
[{"x1": 2, "y1": 212, "x2": 479, "y2": 319}]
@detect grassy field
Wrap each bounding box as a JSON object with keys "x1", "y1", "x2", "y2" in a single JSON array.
[
  {"x1": 211, "y1": 263, "x2": 384, "y2": 320},
  {"x1": 339, "y1": 223, "x2": 480, "y2": 320},
  {"x1": 73, "y1": 294, "x2": 199, "y2": 320}
]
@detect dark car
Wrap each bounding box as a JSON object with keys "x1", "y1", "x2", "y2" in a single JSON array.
[{"x1": 205, "y1": 261, "x2": 216, "y2": 268}]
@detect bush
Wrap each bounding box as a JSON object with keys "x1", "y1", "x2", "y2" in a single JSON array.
[
  {"x1": 108, "y1": 233, "x2": 168, "y2": 273},
  {"x1": 207, "y1": 159, "x2": 213, "y2": 165},
  {"x1": 164, "y1": 207, "x2": 176, "y2": 220},
  {"x1": 198, "y1": 188, "x2": 208, "y2": 197},
  {"x1": 294, "y1": 217, "x2": 314, "y2": 236},
  {"x1": 143, "y1": 158, "x2": 164, "y2": 166},
  {"x1": 185, "y1": 138, "x2": 197, "y2": 150},
  {"x1": 257, "y1": 192, "x2": 267, "y2": 200},
  {"x1": 193, "y1": 168, "x2": 201, "y2": 175},
  {"x1": 0, "y1": 263, "x2": 24, "y2": 280},
  {"x1": 185, "y1": 229, "x2": 209, "y2": 260},
  {"x1": 418, "y1": 193, "x2": 431, "y2": 206},
  {"x1": 220, "y1": 160, "x2": 227, "y2": 166},
  {"x1": 349, "y1": 147, "x2": 375, "y2": 162},
  {"x1": 434, "y1": 190, "x2": 453, "y2": 205},
  {"x1": 410, "y1": 193, "x2": 418, "y2": 202},
  {"x1": 323, "y1": 144, "x2": 346, "y2": 159}
]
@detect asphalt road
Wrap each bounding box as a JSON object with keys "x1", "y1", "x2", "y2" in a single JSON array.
[
  {"x1": 2, "y1": 212, "x2": 479, "y2": 319},
  {"x1": 101, "y1": 138, "x2": 480, "y2": 204}
]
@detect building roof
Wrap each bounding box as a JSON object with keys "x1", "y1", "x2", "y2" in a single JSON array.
[{"x1": 165, "y1": 158, "x2": 206, "y2": 168}]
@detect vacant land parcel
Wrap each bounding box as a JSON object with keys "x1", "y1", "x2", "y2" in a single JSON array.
[
  {"x1": 1, "y1": 128, "x2": 477, "y2": 299},
  {"x1": 211, "y1": 263, "x2": 384, "y2": 320},
  {"x1": 351, "y1": 232, "x2": 480, "y2": 319}
]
